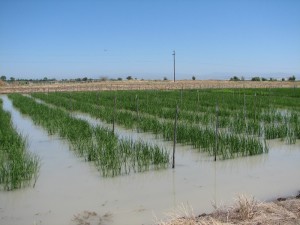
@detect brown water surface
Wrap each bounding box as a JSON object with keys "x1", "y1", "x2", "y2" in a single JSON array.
[{"x1": 1, "y1": 95, "x2": 300, "y2": 225}]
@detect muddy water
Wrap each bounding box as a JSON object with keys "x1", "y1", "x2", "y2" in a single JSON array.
[{"x1": 1, "y1": 95, "x2": 300, "y2": 225}]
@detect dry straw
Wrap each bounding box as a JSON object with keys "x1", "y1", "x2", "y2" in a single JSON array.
[{"x1": 157, "y1": 195, "x2": 300, "y2": 225}]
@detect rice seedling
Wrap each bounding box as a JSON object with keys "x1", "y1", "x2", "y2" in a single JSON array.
[
  {"x1": 0, "y1": 99, "x2": 40, "y2": 191},
  {"x1": 30, "y1": 87, "x2": 300, "y2": 160},
  {"x1": 8, "y1": 94, "x2": 169, "y2": 177}
]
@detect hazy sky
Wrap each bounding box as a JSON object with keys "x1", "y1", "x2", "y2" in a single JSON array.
[{"x1": 0, "y1": 0, "x2": 299, "y2": 80}]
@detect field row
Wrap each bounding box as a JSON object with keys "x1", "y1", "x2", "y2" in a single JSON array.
[
  {"x1": 2, "y1": 88, "x2": 299, "y2": 189},
  {"x1": 0, "y1": 98, "x2": 39, "y2": 191},
  {"x1": 31, "y1": 89, "x2": 300, "y2": 156},
  {"x1": 8, "y1": 94, "x2": 169, "y2": 178}
]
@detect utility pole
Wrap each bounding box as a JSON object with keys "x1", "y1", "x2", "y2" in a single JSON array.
[{"x1": 172, "y1": 50, "x2": 176, "y2": 82}]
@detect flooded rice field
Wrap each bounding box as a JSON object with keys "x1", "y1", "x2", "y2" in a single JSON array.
[{"x1": 1, "y1": 95, "x2": 300, "y2": 225}]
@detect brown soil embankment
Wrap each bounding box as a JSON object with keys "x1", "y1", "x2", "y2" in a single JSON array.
[
  {"x1": 159, "y1": 194, "x2": 300, "y2": 225},
  {"x1": 0, "y1": 80, "x2": 299, "y2": 94}
]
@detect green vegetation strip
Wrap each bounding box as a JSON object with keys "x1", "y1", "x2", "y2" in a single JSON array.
[
  {"x1": 8, "y1": 94, "x2": 169, "y2": 177},
  {"x1": 31, "y1": 91, "x2": 270, "y2": 159},
  {"x1": 32, "y1": 88, "x2": 300, "y2": 141},
  {"x1": 0, "y1": 98, "x2": 39, "y2": 191}
]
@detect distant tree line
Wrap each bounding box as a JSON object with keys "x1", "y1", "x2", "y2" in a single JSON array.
[
  {"x1": 0, "y1": 76, "x2": 58, "y2": 84},
  {"x1": 1, "y1": 74, "x2": 297, "y2": 83},
  {"x1": 0, "y1": 76, "x2": 125, "y2": 83},
  {"x1": 229, "y1": 75, "x2": 296, "y2": 82}
]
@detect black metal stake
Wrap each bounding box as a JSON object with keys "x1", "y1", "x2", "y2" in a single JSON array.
[
  {"x1": 215, "y1": 102, "x2": 219, "y2": 162},
  {"x1": 172, "y1": 105, "x2": 179, "y2": 168},
  {"x1": 112, "y1": 96, "x2": 116, "y2": 134},
  {"x1": 136, "y1": 95, "x2": 139, "y2": 132}
]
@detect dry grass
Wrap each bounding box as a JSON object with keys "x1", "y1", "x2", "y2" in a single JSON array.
[
  {"x1": 157, "y1": 194, "x2": 300, "y2": 225},
  {"x1": 233, "y1": 195, "x2": 257, "y2": 220},
  {"x1": 1, "y1": 80, "x2": 299, "y2": 94}
]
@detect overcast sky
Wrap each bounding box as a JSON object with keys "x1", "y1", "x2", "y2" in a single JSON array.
[{"x1": 0, "y1": 0, "x2": 299, "y2": 80}]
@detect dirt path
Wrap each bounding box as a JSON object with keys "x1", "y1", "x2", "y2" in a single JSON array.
[{"x1": 0, "y1": 80, "x2": 299, "y2": 94}]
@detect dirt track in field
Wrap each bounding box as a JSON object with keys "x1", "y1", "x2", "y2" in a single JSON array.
[{"x1": 0, "y1": 80, "x2": 299, "y2": 94}]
